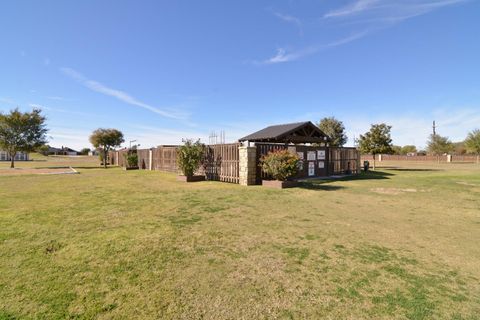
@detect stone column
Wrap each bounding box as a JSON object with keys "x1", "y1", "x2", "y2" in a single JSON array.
[
  {"x1": 239, "y1": 145, "x2": 257, "y2": 186},
  {"x1": 447, "y1": 154, "x2": 452, "y2": 163}
]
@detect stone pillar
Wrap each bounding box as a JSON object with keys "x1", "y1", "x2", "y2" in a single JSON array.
[
  {"x1": 239, "y1": 146, "x2": 257, "y2": 186},
  {"x1": 447, "y1": 154, "x2": 452, "y2": 163},
  {"x1": 378, "y1": 154, "x2": 383, "y2": 162},
  {"x1": 149, "y1": 149, "x2": 153, "y2": 170}
]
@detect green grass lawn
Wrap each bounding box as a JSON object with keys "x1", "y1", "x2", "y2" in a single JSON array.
[{"x1": 1, "y1": 157, "x2": 479, "y2": 319}]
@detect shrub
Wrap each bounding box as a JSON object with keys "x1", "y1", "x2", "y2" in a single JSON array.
[
  {"x1": 126, "y1": 153, "x2": 138, "y2": 168},
  {"x1": 177, "y1": 139, "x2": 205, "y2": 176},
  {"x1": 122, "y1": 150, "x2": 138, "y2": 168},
  {"x1": 260, "y1": 149, "x2": 299, "y2": 181}
]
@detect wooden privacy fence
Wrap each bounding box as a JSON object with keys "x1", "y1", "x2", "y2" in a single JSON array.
[
  {"x1": 256, "y1": 143, "x2": 360, "y2": 182},
  {"x1": 111, "y1": 143, "x2": 361, "y2": 184},
  {"x1": 204, "y1": 143, "x2": 240, "y2": 183},
  {"x1": 111, "y1": 144, "x2": 240, "y2": 183},
  {"x1": 361, "y1": 154, "x2": 479, "y2": 163},
  {"x1": 330, "y1": 147, "x2": 360, "y2": 175},
  {"x1": 151, "y1": 146, "x2": 178, "y2": 172}
]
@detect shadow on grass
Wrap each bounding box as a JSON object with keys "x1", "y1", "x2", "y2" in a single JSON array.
[
  {"x1": 297, "y1": 171, "x2": 393, "y2": 191},
  {"x1": 386, "y1": 168, "x2": 442, "y2": 172},
  {"x1": 297, "y1": 182, "x2": 345, "y2": 191}
]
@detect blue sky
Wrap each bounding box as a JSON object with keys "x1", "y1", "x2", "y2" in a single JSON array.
[{"x1": 1, "y1": 0, "x2": 479, "y2": 150}]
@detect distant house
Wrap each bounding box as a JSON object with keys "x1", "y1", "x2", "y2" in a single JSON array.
[
  {"x1": 0, "y1": 150, "x2": 29, "y2": 161},
  {"x1": 47, "y1": 146, "x2": 79, "y2": 156}
]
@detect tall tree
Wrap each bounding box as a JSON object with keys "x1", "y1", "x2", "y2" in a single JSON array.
[
  {"x1": 89, "y1": 128, "x2": 124, "y2": 168},
  {"x1": 317, "y1": 117, "x2": 347, "y2": 147},
  {"x1": 358, "y1": 123, "x2": 394, "y2": 169},
  {"x1": 0, "y1": 108, "x2": 48, "y2": 168},
  {"x1": 464, "y1": 129, "x2": 480, "y2": 163},
  {"x1": 401, "y1": 145, "x2": 417, "y2": 155},
  {"x1": 427, "y1": 134, "x2": 454, "y2": 157}
]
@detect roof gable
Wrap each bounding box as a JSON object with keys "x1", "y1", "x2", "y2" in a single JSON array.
[{"x1": 239, "y1": 121, "x2": 330, "y2": 143}]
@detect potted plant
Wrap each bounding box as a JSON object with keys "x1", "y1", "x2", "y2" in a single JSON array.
[
  {"x1": 260, "y1": 149, "x2": 299, "y2": 189},
  {"x1": 177, "y1": 139, "x2": 206, "y2": 182},
  {"x1": 123, "y1": 150, "x2": 139, "y2": 170}
]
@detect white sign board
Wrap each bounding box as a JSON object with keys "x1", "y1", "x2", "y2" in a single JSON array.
[
  {"x1": 308, "y1": 162, "x2": 315, "y2": 176},
  {"x1": 317, "y1": 150, "x2": 326, "y2": 160},
  {"x1": 318, "y1": 161, "x2": 325, "y2": 169},
  {"x1": 307, "y1": 151, "x2": 316, "y2": 161}
]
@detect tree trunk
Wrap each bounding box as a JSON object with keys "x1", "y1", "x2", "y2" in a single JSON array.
[
  {"x1": 104, "y1": 149, "x2": 108, "y2": 169},
  {"x1": 9, "y1": 151, "x2": 16, "y2": 169}
]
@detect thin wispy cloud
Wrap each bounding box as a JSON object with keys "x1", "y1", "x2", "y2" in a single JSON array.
[
  {"x1": 324, "y1": 0, "x2": 467, "y2": 21},
  {"x1": 257, "y1": 0, "x2": 467, "y2": 65},
  {"x1": 272, "y1": 11, "x2": 303, "y2": 36},
  {"x1": 261, "y1": 31, "x2": 369, "y2": 64},
  {"x1": 60, "y1": 67, "x2": 189, "y2": 120}
]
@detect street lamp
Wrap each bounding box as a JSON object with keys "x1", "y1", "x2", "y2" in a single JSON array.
[{"x1": 129, "y1": 140, "x2": 137, "y2": 149}]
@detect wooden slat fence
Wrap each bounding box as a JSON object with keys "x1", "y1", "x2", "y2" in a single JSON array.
[
  {"x1": 152, "y1": 146, "x2": 178, "y2": 172},
  {"x1": 204, "y1": 143, "x2": 240, "y2": 183},
  {"x1": 329, "y1": 147, "x2": 360, "y2": 175},
  {"x1": 361, "y1": 154, "x2": 479, "y2": 163},
  {"x1": 136, "y1": 149, "x2": 150, "y2": 169}
]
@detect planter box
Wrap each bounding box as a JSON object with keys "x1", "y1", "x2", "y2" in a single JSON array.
[
  {"x1": 124, "y1": 166, "x2": 139, "y2": 171},
  {"x1": 177, "y1": 175, "x2": 205, "y2": 182},
  {"x1": 262, "y1": 180, "x2": 298, "y2": 189}
]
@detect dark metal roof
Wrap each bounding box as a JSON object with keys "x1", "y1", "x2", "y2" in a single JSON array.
[{"x1": 239, "y1": 121, "x2": 330, "y2": 143}]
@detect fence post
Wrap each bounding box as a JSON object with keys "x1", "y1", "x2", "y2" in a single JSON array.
[
  {"x1": 149, "y1": 149, "x2": 153, "y2": 170},
  {"x1": 115, "y1": 151, "x2": 119, "y2": 166},
  {"x1": 447, "y1": 154, "x2": 452, "y2": 163},
  {"x1": 378, "y1": 154, "x2": 383, "y2": 162},
  {"x1": 239, "y1": 145, "x2": 256, "y2": 186}
]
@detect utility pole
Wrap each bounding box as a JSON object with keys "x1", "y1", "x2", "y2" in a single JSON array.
[{"x1": 432, "y1": 121, "x2": 436, "y2": 137}]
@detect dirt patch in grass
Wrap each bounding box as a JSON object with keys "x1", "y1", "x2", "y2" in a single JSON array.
[
  {"x1": 0, "y1": 167, "x2": 77, "y2": 176},
  {"x1": 370, "y1": 188, "x2": 425, "y2": 195}
]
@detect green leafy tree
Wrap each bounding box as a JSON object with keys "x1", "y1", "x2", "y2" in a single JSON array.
[
  {"x1": 177, "y1": 139, "x2": 205, "y2": 176},
  {"x1": 392, "y1": 145, "x2": 402, "y2": 155},
  {"x1": 427, "y1": 134, "x2": 454, "y2": 157},
  {"x1": 358, "y1": 123, "x2": 394, "y2": 169},
  {"x1": 317, "y1": 117, "x2": 347, "y2": 147},
  {"x1": 0, "y1": 108, "x2": 48, "y2": 168},
  {"x1": 89, "y1": 128, "x2": 124, "y2": 168},
  {"x1": 260, "y1": 149, "x2": 299, "y2": 181},
  {"x1": 80, "y1": 147, "x2": 91, "y2": 155},
  {"x1": 464, "y1": 129, "x2": 480, "y2": 163},
  {"x1": 401, "y1": 145, "x2": 417, "y2": 155},
  {"x1": 36, "y1": 144, "x2": 50, "y2": 156}
]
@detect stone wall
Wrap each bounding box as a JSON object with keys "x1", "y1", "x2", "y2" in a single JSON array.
[{"x1": 239, "y1": 146, "x2": 256, "y2": 186}]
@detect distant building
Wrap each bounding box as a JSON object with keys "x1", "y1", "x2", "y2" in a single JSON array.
[
  {"x1": 47, "y1": 146, "x2": 79, "y2": 156},
  {"x1": 0, "y1": 150, "x2": 29, "y2": 161}
]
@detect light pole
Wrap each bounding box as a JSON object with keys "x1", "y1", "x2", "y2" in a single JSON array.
[{"x1": 129, "y1": 140, "x2": 137, "y2": 149}]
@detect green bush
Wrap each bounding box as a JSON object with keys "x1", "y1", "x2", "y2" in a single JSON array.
[
  {"x1": 177, "y1": 139, "x2": 205, "y2": 176},
  {"x1": 123, "y1": 151, "x2": 138, "y2": 168},
  {"x1": 260, "y1": 149, "x2": 299, "y2": 181}
]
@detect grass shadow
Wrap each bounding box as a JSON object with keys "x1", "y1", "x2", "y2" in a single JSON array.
[
  {"x1": 297, "y1": 182, "x2": 345, "y2": 191},
  {"x1": 297, "y1": 171, "x2": 393, "y2": 191},
  {"x1": 384, "y1": 167, "x2": 442, "y2": 172}
]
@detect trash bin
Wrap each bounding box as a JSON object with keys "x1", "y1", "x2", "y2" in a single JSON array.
[{"x1": 363, "y1": 160, "x2": 370, "y2": 172}]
